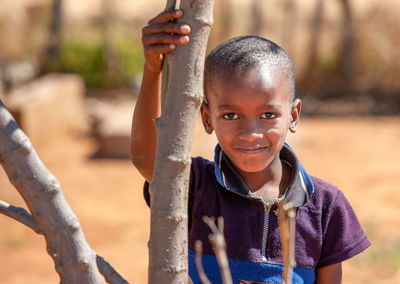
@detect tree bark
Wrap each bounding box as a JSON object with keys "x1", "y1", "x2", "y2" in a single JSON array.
[
  {"x1": 0, "y1": 99, "x2": 126, "y2": 284},
  {"x1": 41, "y1": 0, "x2": 63, "y2": 72},
  {"x1": 251, "y1": 0, "x2": 264, "y2": 35},
  {"x1": 300, "y1": 0, "x2": 324, "y2": 90},
  {"x1": 48, "y1": 0, "x2": 63, "y2": 60},
  {"x1": 281, "y1": 0, "x2": 297, "y2": 57},
  {"x1": 148, "y1": 0, "x2": 214, "y2": 283},
  {"x1": 338, "y1": 0, "x2": 354, "y2": 91}
]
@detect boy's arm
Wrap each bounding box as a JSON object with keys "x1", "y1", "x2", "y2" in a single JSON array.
[
  {"x1": 130, "y1": 9, "x2": 190, "y2": 182},
  {"x1": 315, "y1": 263, "x2": 342, "y2": 284}
]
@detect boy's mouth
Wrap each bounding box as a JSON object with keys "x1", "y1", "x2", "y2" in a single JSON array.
[{"x1": 235, "y1": 146, "x2": 268, "y2": 154}]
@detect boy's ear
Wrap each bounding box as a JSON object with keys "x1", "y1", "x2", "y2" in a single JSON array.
[
  {"x1": 289, "y1": 99, "x2": 301, "y2": 133},
  {"x1": 200, "y1": 102, "x2": 213, "y2": 134}
]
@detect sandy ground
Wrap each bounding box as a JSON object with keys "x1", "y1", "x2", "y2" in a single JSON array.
[{"x1": 0, "y1": 116, "x2": 400, "y2": 283}]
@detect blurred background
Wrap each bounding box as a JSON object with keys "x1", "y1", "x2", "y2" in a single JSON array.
[{"x1": 0, "y1": 0, "x2": 399, "y2": 283}]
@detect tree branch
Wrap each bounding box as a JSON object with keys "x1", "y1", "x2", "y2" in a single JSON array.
[
  {"x1": 203, "y1": 216, "x2": 233, "y2": 284},
  {"x1": 278, "y1": 202, "x2": 296, "y2": 284},
  {"x1": 0, "y1": 199, "x2": 41, "y2": 234},
  {"x1": 96, "y1": 255, "x2": 129, "y2": 284},
  {"x1": 148, "y1": 1, "x2": 214, "y2": 283},
  {"x1": 194, "y1": 240, "x2": 211, "y2": 284},
  {"x1": 0, "y1": 99, "x2": 104, "y2": 283}
]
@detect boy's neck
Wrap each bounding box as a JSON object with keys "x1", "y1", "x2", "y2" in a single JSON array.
[{"x1": 239, "y1": 156, "x2": 292, "y2": 204}]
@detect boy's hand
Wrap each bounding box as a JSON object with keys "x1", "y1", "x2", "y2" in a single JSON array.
[{"x1": 142, "y1": 9, "x2": 191, "y2": 73}]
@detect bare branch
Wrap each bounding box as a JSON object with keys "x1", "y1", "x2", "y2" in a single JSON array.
[
  {"x1": 0, "y1": 199, "x2": 41, "y2": 233},
  {"x1": 148, "y1": 1, "x2": 214, "y2": 282},
  {"x1": 0, "y1": 99, "x2": 104, "y2": 283},
  {"x1": 203, "y1": 216, "x2": 233, "y2": 284},
  {"x1": 194, "y1": 240, "x2": 211, "y2": 284},
  {"x1": 96, "y1": 255, "x2": 129, "y2": 284},
  {"x1": 278, "y1": 202, "x2": 297, "y2": 284}
]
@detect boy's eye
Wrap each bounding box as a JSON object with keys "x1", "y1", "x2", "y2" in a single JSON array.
[
  {"x1": 222, "y1": 113, "x2": 239, "y2": 120},
  {"x1": 261, "y1": 112, "x2": 277, "y2": 119}
]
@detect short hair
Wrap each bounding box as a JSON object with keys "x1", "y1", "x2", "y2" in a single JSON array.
[{"x1": 204, "y1": 35, "x2": 295, "y2": 102}]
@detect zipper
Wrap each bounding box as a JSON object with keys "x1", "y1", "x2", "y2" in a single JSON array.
[{"x1": 261, "y1": 203, "x2": 272, "y2": 262}]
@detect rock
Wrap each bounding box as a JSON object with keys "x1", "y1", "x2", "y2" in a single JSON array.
[
  {"x1": 6, "y1": 73, "x2": 87, "y2": 147},
  {"x1": 87, "y1": 98, "x2": 135, "y2": 159}
]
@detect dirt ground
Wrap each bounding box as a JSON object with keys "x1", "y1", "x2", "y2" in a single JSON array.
[{"x1": 1, "y1": 116, "x2": 400, "y2": 284}]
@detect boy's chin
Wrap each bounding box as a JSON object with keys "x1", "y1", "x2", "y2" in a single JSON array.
[{"x1": 233, "y1": 161, "x2": 271, "y2": 175}]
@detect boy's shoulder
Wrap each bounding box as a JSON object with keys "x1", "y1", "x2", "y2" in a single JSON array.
[
  {"x1": 310, "y1": 175, "x2": 341, "y2": 198},
  {"x1": 303, "y1": 175, "x2": 346, "y2": 211}
]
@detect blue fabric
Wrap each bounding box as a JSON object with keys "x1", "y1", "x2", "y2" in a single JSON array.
[
  {"x1": 189, "y1": 250, "x2": 315, "y2": 284},
  {"x1": 284, "y1": 142, "x2": 315, "y2": 195},
  {"x1": 213, "y1": 143, "x2": 315, "y2": 199},
  {"x1": 213, "y1": 144, "x2": 225, "y2": 187}
]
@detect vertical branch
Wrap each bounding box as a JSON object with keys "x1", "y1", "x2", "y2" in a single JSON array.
[
  {"x1": 250, "y1": 0, "x2": 264, "y2": 35},
  {"x1": 48, "y1": 0, "x2": 63, "y2": 59},
  {"x1": 278, "y1": 202, "x2": 296, "y2": 284},
  {"x1": 281, "y1": 0, "x2": 297, "y2": 57},
  {"x1": 300, "y1": 0, "x2": 324, "y2": 89},
  {"x1": 194, "y1": 240, "x2": 212, "y2": 284},
  {"x1": 41, "y1": 0, "x2": 63, "y2": 71},
  {"x1": 338, "y1": 0, "x2": 354, "y2": 91},
  {"x1": 148, "y1": 0, "x2": 215, "y2": 283}
]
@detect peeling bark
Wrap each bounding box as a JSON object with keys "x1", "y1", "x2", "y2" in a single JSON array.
[{"x1": 148, "y1": 0, "x2": 215, "y2": 283}]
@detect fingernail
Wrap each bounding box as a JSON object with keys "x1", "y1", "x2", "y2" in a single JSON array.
[
  {"x1": 181, "y1": 25, "x2": 190, "y2": 33},
  {"x1": 170, "y1": 44, "x2": 176, "y2": 49},
  {"x1": 175, "y1": 9, "x2": 182, "y2": 15},
  {"x1": 180, "y1": 36, "x2": 188, "y2": 43}
]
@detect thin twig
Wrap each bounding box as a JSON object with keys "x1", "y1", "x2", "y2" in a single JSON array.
[
  {"x1": 278, "y1": 202, "x2": 297, "y2": 284},
  {"x1": 203, "y1": 216, "x2": 233, "y2": 284},
  {"x1": 96, "y1": 255, "x2": 129, "y2": 284},
  {"x1": 195, "y1": 240, "x2": 211, "y2": 284},
  {"x1": 0, "y1": 199, "x2": 41, "y2": 234}
]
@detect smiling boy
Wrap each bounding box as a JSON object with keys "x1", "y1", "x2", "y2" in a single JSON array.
[{"x1": 131, "y1": 9, "x2": 370, "y2": 284}]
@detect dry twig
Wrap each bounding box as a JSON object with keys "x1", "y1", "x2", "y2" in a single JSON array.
[
  {"x1": 278, "y1": 202, "x2": 297, "y2": 284},
  {"x1": 203, "y1": 216, "x2": 233, "y2": 284},
  {"x1": 194, "y1": 240, "x2": 212, "y2": 284}
]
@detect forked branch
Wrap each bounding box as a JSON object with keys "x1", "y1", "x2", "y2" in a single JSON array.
[{"x1": 202, "y1": 216, "x2": 233, "y2": 284}]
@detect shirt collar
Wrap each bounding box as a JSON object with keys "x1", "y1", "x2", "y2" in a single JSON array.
[{"x1": 213, "y1": 143, "x2": 314, "y2": 207}]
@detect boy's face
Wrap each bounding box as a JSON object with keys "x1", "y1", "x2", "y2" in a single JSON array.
[{"x1": 201, "y1": 66, "x2": 301, "y2": 178}]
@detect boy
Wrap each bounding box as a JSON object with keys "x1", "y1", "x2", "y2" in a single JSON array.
[{"x1": 131, "y1": 9, "x2": 370, "y2": 284}]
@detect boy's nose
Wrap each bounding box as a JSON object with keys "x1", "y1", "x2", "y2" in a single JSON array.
[{"x1": 238, "y1": 120, "x2": 264, "y2": 141}]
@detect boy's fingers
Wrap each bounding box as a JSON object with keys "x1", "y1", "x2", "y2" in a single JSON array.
[
  {"x1": 148, "y1": 9, "x2": 183, "y2": 24},
  {"x1": 142, "y1": 34, "x2": 189, "y2": 46},
  {"x1": 142, "y1": 23, "x2": 190, "y2": 36},
  {"x1": 145, "y1": 44, "x2": 177, "y2": 55}
]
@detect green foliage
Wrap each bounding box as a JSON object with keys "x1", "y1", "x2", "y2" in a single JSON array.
[{"x1": 47, "y1": 39, "x2": 144, "y2": 89}]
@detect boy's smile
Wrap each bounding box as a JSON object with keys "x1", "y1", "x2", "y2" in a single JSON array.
[{"x1": 201, "y1": 66, "x2": 301, "y2": 191}]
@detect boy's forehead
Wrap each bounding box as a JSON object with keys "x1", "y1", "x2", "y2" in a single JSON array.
[
  {"x1": 204, "y1": 64, "x2": 292, "y2": 106},
  {"x1": 212, "y1": 64, "x2": 286, "y2": 91}
]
